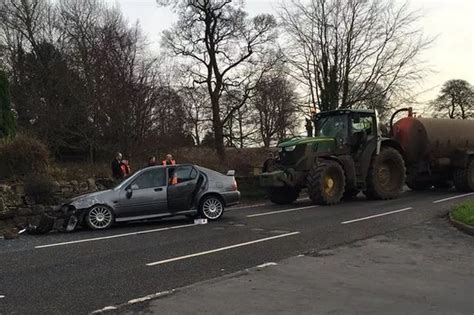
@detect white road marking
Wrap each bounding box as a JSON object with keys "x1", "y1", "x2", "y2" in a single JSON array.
[
  {"x1": 146, "y1": 232, "x2": 300, "y2": 266},
  {"x1": 246, "y1": 205, "x2": 316, "y2": 218},
  {"x1": 256, "y1": 262, "x2": 277, "y2": 268},
  {"x1": 90, "y1": 306, "x2": 117, "y2": 314},
  {"x1": 91, "y1": 291, "x2": 173, "y2": 314},
  {"x1": 0, "y1": 295, "x2": 5, "y2": 299},
  {"x1": 229, "y1": 197, "x2": 310, "y2": 211},
  {"x1": 35, "y1": 224, "x2": 196, "y2": 249},
  {"x1": 432, "y1": 193, "x2": 474, "y2": 204},
  {"x1": 229, "y1": 203, "x2": 268, "y2": 210},
  {"x1": 341, "y1": 207, "x2": 413, "y2": 224},
  {"x1": 127, "y1": 290, "x2": 174, "y2": 304}
]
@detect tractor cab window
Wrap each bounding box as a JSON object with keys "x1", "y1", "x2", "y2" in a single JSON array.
[
  {"x1": 351, "y1": 115, "x2": 375, "y2": 136},
  {"x1": 315, "y1": 114, "x2": 348, "y2": 140}
]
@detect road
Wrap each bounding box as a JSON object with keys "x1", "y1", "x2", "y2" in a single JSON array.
[{"x1": 0, "y1": 189, "x2": 473, "y2": 314}]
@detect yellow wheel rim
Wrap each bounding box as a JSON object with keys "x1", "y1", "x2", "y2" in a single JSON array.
[{"x1": 324, "y1": 175, "x2": 335, "y2": 196}]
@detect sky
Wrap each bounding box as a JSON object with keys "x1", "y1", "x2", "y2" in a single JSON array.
[{"x1": 106, "y1": 0, "x2": 474, "y2": 112}]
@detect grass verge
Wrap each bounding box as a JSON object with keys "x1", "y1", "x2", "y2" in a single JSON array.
[{"x1": 451, "y1": 201, "x2": 474, "y2": 227}]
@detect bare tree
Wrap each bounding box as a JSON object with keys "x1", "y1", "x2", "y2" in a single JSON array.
[
  {"x1": 430, "y1": 79, "x2": 474, "y2": 119},
  {"x1": 158, "y1": 0, "x2": 277, "y2": 158},
  {"x1": 280, "y1": 0, "x2": 431, "y2": 112},
  {"x1": 252, "y1": 72, "x2": 299, "y2": 147},
  {"x1": 179, "y1": 85, "x2": 210, "y2": 146}
]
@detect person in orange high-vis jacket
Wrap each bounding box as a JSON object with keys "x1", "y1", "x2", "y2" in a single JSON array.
[
  {"x1": 168, "y1": 168, "x2": 178, "y2": 185},
  {"x1": 162, "y1": 154, "x2": 176, "y2": 166}
]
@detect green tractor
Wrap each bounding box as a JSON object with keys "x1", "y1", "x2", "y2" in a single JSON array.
[{"x1": 260, "y1": 109, "x2": 406, "y2": 205}]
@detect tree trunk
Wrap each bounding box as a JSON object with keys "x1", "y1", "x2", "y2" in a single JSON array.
[{"x1": 211, "y1": 96, "x2": 225, "y2": 159}]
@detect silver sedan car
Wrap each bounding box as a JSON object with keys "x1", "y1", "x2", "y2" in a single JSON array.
[{"x1": 62, "y1": 164, "x2": 240, "y2": 230}]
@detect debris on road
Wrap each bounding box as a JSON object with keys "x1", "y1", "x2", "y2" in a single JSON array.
[{"x1": 194, "y1": 218, "x2": 208, "y2": 225}]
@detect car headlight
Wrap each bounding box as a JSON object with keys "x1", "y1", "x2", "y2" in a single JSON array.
[{"x1": 284, "y1": 145, "x2": 296, "y2": 152}]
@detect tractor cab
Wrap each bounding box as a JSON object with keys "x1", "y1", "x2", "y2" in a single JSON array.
[{"x1": 313, "y1": 109, "x2": 379, "y2": 155}]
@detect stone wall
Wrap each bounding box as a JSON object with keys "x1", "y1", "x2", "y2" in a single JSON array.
[{"x1": 0, "y1": 178, "x2": 113, "y2": 237}]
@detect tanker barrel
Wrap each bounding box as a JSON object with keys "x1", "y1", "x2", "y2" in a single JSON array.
[{"x1": 393, "y1": 117, "x2": 474, "y2": 165}]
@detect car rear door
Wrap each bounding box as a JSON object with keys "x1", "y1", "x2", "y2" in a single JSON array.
[
  {"x1": 167, "y1": 165, "x2": 199, "y2": 212},
  {"x1": 116, "y1": 168, "x2": 168, "y2": 218}
]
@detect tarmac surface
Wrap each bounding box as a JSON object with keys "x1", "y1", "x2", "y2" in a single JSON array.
[
  {"x1": 122, "y1": 219, "x2": 474, "y2": 315},
  {"x1": 0, "y1": 188, "x2": 473, "y2": 314}
]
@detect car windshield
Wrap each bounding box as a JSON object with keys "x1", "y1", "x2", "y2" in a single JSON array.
[{"x1": 314, "y1": 114, "x2": 348, "y2": 138}]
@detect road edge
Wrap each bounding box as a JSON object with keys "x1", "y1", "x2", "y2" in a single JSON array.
[{"x1": 448, "y1": 211, "x2": 474, "y2": 236}]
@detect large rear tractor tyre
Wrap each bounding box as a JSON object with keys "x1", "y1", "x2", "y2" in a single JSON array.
[
  {"x1": 268, "y1": 187, "x2": 300, "y2": 205},
  {"x1": 453, "y1": 160, "x2": 474, "y2": 192},
  {"x1": 364, "y1": 147, "x2": 406, "y2": 200},
  {"x1": 307, "y1": 161, "x2": 345, "y2": 205}
]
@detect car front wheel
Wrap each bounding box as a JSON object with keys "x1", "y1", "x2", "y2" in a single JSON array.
[
  {"x1": 199, "y1": 195, "x2": 224, "y2": 220},
  {"x1": 85, "y1": 205, "x2": 114, "y2": 230}
]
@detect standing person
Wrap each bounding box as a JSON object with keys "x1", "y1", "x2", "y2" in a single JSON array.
[
  {"x1": 162, "y1": 154, "x2": 176, "y2": 166},
  {"x1": 147, "y1": 156, "x2": 157, "y2": 167},
  {"x1": 121, "y1": 159, "x2": 131, "y2": 177},
  {"x1": 111, "y1": 152, "x2": 124, "y2": 180}
]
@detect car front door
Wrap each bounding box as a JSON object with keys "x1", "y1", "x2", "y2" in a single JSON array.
[
  {"x1": 116, "y1": 168, "x2": 168, "y2": 218},
  {"x1": 167, "y1": 165, "x2": 199, "y2": 212}
]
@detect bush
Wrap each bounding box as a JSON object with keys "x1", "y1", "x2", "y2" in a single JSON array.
[
  {"x1": 0, "y1": 134, "x2": 50, "y2": 179},
  {"x1": 24, "y1": 174, "x2": 58, "y2": 205}
]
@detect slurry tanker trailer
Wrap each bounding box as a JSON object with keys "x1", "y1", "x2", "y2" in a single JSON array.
[{"x1": 259, "y1": 107, "x2": 474, "y2": 205}]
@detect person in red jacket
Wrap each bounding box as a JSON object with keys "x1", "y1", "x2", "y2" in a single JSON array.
[
  {"x1": 162, "y1": 154, "x2": 176, "y2": 166},
  {"x1": 120, "y1": 159, "x2": 131, "y2": 177}
]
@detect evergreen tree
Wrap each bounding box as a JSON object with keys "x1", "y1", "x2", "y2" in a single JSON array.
[{"x1": 0, "y1": 71, "x2": 16, "y2": 138}]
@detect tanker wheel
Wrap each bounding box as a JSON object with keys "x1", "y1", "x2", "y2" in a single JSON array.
[
  {"x1": 453, "y1": 160, "x2": 474, "y2": 192},
  {"x1": 364, "y1": 147, "x2": 406, "y2": 200},
  {"x1": 307, "y1": 160, "x2": 345, "y2": 205},
  {"x1": 268, "y1": 187, "x2": 300, "y2": 205}
]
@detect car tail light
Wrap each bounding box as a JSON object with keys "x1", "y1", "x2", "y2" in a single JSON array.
[{"x1": 231, "y1": 179, "x2": 238, "y2": 191}]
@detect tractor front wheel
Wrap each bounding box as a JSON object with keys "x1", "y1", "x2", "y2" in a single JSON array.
[
  {"x1": 268, "y1": 187, "x2": 300, "y2": 205},
  {"x1": 307, "y1": 161, "x2": 345, "y2": 205}
]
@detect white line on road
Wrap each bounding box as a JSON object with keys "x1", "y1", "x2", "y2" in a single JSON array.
[
  {"x1": 229, "y1": 197, "x2": 310, "y2": 211},
  {"x1": 246, "y1": 205, "x2": 316, "y2": 218},
  {"x1": 228, "y1": 203, "x2": 268, "y2": 210},
  {"x1": 146, "y1": 232, "x2": 300, "y2": 266},
  {"x1": 35, "y1": 224, "x2": 196, "y2": 249},
  {"x1": 341, "y1": 207, "x2": 413, "y2": 224},
  {"x1": 256, "y1": 262, "x2": 278, "y2": 268},
  {"x1": 432, "y1": 193, "x2": 474, "y2": 204}
]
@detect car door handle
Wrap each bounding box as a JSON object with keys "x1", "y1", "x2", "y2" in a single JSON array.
[{"x1": 154, "y1": 187, "x2": 163, "y2": 192}]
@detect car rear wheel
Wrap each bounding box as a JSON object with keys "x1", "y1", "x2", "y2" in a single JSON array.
[
  {"x1": 85, "y1": 205, "x2": 114, "y2": 230},
  {"x1": 199, "y1": 195, "x2": 224, "y2": 220}
]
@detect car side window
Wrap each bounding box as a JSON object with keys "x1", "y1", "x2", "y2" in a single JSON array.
[
  {"x1": 131, "y1": 168, "x2": 165, "y2": 190},
  {"x1": 169, "y1": 166, "x2": 197, "y2": 184}
]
